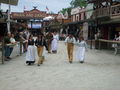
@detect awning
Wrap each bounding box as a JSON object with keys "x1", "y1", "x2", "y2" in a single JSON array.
[
  {"x1": 63, "y1": 19, "x2": 94, "y2": 26},
  {"x1": 100, "y1": 18, "x2": 120, "y2": 25},
  {"x1": 0, "y1": 0, "x2": 18, "y2": 6}
]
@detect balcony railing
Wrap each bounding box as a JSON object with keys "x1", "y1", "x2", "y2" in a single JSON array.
[
  {"x1": 93, "y1": 7, "x2": 110, "y2": 18},
  {"x1": 111, "y1": 4, "x2": 120, "y2": 16},
  {"x1": 93, "y1": 4, "x2": 120, "y2": 19}
]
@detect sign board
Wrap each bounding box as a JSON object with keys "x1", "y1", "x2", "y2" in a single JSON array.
[
  {"x1": 86, "y1": 4, "x2": 93, "y2": 19},
  {"x1": 71, "y1": 7, "x2": 81, "y2": 15}
]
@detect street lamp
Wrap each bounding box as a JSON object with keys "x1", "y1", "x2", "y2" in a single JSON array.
[{"x1": 7, "y1": 0, "x2": 11, "y2": 33}]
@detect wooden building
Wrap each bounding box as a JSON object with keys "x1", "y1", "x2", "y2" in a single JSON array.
[
  {"x1": 11, "y1": 7, "x2": 58, "y2": 35},
  {"x1": 87, "y1": 0, "x2": 120, "y2": 49}
]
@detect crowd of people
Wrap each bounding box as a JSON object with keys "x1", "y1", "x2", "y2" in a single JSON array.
[
  {"x1": 4, "y1": 29, "x2": 30, "y2": 61},
  {"x1": 3, "y1": 30, "x2": 88, "y2": 66}
]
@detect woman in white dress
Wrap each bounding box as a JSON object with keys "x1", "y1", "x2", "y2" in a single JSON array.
[
  {"x1": 51, "y1": 32, "x2": 59, "y2": 53},
  {"x1": 76, "y1": 37, "x2": 87, "y2": 63},
  {"x1": 26, "y1": 35, "x2": 37, "y2": 65}
]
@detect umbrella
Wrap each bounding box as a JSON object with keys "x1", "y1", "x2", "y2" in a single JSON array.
[{"x1": 0, "y1": 0, "x2": 18, "y2": 5}]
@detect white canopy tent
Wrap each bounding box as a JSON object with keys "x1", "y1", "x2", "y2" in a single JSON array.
[
  {"x1": 43, "y1": 16, "x2": 54, "y2": 21},
  {"x1": 0, "y1": 0, "x2": 18, "y2": 33}
]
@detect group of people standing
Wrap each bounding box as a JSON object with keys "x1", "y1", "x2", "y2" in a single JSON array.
[
  {"x1": 4, "y1": 31, "x2": 87, "y2": 65},
  {"x1": 26, "y1": 32, "x2": 87, "y2": 66},
  {"x1": 4, "y1": 29, "x2": 30, "y2": 61},
  {"x1": 26, "y1": 32, "x2": 59, "y2": 66},
  {"x1": 4, "y1": 33, "x2": 17, "y2": 60},
  {"x1": 65, "y1": 34, "x2": 87, "y2": 63}
]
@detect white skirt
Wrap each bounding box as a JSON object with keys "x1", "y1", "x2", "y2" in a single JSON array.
[
  {"x1": 51, "y1": 39, "x2": 58, "y2": 51},
  {"x1": 26, "y1": 45, "x2": 38, "y2": 61},
  {"x1": 77, "y1": 47, "x2": 86, "y2": 61}
]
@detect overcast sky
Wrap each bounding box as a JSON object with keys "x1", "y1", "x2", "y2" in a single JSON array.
[{"x1": 1, "y1": 0, "x2": 72, "y2": 13}]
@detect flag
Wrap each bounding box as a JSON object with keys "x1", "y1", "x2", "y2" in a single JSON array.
[
  {"x1": 46, "y1": 6, "x2": 49, "y2": 11},
  {"x1": 24, "y1": 6, "x2": 26, "y2": 10}
]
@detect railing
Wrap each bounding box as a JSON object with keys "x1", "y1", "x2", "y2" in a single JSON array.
[
  {"x1": 93, "y1": 7, "x2": 110, "y2": 18},
  {"x1": 93, "y1": 4, "x2": 120, "y2": 18},
  {"x1": 110, "y1": 4, "x2": 120, "y2": 16}
]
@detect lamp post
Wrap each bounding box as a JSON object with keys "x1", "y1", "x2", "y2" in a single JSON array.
[{"x1": 7, "y1": 0, "x2": 11, "y2": 33}]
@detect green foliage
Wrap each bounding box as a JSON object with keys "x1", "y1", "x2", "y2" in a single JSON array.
[
  {"x1": 70, "y1": 0, "x2": 87, "y2": 8},
  {"x1": 59, "y1": 7, "x2": 72, "y2": 15},
  {"x1": 60, "y1": 8, "x2": 68, "y2": 14},
  {"x1": 59, "y1": 0, "x2": 87, "y2": 15}
]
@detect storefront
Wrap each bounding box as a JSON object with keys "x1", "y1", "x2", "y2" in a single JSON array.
[{"x1": 88, "y1": 0, "x2": 120, "y2": 50}]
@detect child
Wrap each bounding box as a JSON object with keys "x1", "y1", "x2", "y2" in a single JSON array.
[{"x1": 76, "y1": 37, "x2": 87, "y2": 63}]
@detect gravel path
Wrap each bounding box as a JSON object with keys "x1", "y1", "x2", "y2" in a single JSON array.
[{"x1": 0, "y1": 41, "x2": 120, "y2": 90}]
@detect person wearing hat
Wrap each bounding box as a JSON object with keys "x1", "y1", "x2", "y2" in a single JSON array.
[
  {"x1": 65, "y1": 34, "x2": 76, "y2": 63},
  {"x1": 35, "y1": 34, "x2": 48, "y2": 66}
]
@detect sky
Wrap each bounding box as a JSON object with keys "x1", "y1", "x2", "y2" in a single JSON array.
[{"x1": 1, "y1": 0, "x2": 72, "y2": 13}]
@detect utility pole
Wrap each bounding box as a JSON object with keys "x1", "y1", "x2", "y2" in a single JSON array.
[{"x1": 7, "y1": 0, "x2": 11, "y2": 33}]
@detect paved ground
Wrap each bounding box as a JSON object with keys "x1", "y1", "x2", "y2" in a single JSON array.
[{"x1": 0, "y1": 41, "x2": 120, "y2": 90}]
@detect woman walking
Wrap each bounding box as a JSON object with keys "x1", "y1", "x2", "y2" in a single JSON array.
[
  {"x1": 26, "y1": 35, "x2": 36, "y2": 65},
  {"x1": 76, "y1": 37, "x2": 87, "y2": 63},
  {"x1": 51, "y1": 32, "x2": 59, "y2": 53}
]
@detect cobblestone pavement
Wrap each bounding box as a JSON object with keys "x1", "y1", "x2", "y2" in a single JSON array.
[{"x1": 0, "y1": 41, "x2": 120, "y2": 90}]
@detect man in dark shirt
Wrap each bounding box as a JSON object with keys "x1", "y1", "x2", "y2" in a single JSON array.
[
  {"x1": 4, "y1": 33, "x2": 12, "y2": 60},
  {"x1": 35, "y1": 34, "x2": 48, "y2": 66},
  {"x1": 45, "y1": 32, "x2": 53, "y2": 53}
]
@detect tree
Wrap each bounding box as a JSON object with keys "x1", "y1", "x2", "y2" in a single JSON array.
[
  {"x1": 70, "y1": 0, "x2": 87, "y2": 8},
  {"x1": 59, "y1": 0, "x2": 87, "y2": 15},
  {"x1": 59, "y1": 7, "x2": 72, "y2": 15}
]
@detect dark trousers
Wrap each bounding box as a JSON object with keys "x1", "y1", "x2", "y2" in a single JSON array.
[
  {"x1": 4, "y1": 46, "x2": 13, "y2": 57},
  {"x1": 9, "y1": 47, "x2": 13, "y2": 56}
]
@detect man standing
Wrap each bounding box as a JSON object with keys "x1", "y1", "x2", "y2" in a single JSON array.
[
  {"x1": 46, "y1": 32, "x2": 53, "y2": 53},
  {"x1": 35, "y1": 34, "x2": 48, "y2": 66},
  {"x1": 4, "y1": 33, "x2": 12, "y2": 60},
  {"x1": 116, "y1": 32, "x2": 120, "y2": 41},
  {"x1": 65, "y1": 34, "x2": 76, "y2": 63}
]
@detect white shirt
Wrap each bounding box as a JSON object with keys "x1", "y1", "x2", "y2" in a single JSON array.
[
  {"x1": 65, "y1": 36, "x2": 76, "y2": 44},
  {"x1": 116, "y1": 36, "x2": 120, "y2": 41},
  {"x1": 10, "y1": 38, "x2": 16, "y2": 43}
]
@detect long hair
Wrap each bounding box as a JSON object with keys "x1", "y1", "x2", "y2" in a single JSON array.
[
  {"x1": 29, "y1": 34, "x2": 33, "y2": 40},
  {"x1": 79, "y1": 36, "x2": 84, "y2": 41},
  {"x1": 37, "y1": 34, "x2": 44, "y2": 40}
]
